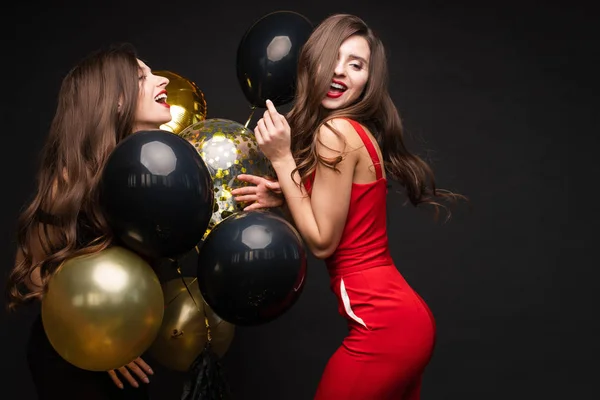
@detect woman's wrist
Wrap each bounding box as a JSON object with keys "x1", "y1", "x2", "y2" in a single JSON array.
[{"x1": 270, "y1": 152, "x2": 295, "y2": 170}]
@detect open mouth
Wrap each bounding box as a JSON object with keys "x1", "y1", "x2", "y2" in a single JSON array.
[
  {"x1": 329, "y1": 81, "x2": 347, "y2": 93},
  {"x1": 154, "y1": 92, "x2": 168, "y2": 104},
  {"x1": 326, "y1": 80, "x2": 347, "y2": 99}
]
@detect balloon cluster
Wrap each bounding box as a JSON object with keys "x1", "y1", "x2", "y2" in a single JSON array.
[{"x1": 40, "y1": 10, "x2": 313, "y2": 375}]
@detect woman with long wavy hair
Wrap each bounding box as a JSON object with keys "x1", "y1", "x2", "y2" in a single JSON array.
[
  {"x1": 234, "y1": 14, "x2": 466, "y2": 399},
  {"x1": 6, "y1": 43, "x2": 173, "y2": 399}
]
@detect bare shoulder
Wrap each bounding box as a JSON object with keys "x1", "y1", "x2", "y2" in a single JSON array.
[
  {"x1": 319, "y1": 118, "x2": 358, "y2": 140},
  {"x1": 317, "y1": 118, "x2": 363, "y2": 157}
]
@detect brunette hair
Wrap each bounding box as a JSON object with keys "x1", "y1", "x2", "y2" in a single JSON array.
[
  {"x1": 6, "y1": 43, "x2": 143, "y2": 310},
  {"x1": 287, "y1": 14, "x2": 465, "y2": 219}
]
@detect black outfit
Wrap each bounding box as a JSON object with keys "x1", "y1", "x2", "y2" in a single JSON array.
[{"x1": 26, "y1": 210, "x2": 150, "y2": 399}]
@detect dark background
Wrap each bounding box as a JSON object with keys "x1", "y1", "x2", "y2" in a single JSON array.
[{"x1": 1, "y1": 1, "x2": 597, "y2": 399}]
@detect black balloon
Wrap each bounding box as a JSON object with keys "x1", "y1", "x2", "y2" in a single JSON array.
[
  {"x1": 99, "y1": 130, "x2": 214, "y2": 260},
  {"x1": 236, "y1": 10, "x2": 313, "y2": 108},
  {"x1": 197, "y1": 210, "x2": 307, "y2": 326}
]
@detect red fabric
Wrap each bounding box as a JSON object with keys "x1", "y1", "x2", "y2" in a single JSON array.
[{"x1": 306, "y1": 119, "x2": 436, "y2": 399}]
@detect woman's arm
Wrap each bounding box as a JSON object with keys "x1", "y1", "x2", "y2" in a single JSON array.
[
  {"x1": 279, "y1": 201, "x2": 295, "y2": 224},
  {"x1": 255, "y1": 105, "x2": 358, "y2": 259}
]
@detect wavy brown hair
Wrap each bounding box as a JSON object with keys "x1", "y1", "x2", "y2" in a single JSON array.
[
  {"x1": 6, "y1": 43, "x2": 143, "y2": 310},
  {"x1": 287, "y1": 14, "x2": 465, "y2": 219}
]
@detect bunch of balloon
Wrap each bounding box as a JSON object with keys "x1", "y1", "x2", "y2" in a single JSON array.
[
  {"x1": 41, "y1": 129, "x2": 216, "y2": 372},
  {"x1": 197, "y1": 210, "x2": 308, "y2": 326},
  {"x1": 236, "y1": 10, "x2": 313, "y2": 124},
  {"x1": 179, "y1": 118, "x2": 275, "y2": 239},
  {"x1": 154, "y1": 70, "x2": 207, "y2": 134}
]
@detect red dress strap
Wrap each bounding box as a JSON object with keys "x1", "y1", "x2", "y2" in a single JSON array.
[
  {"x1": 342, "y1": 119, "x2": 383, "y2": 180},
  {"x1": 303, "y1": 119, "x2": 383, "y2": 192}
]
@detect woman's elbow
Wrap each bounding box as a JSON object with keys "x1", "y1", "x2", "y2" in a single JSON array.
[
  {"x1": 312, "y1": 251, "x2": 331, "y2": 260},
  {"x1": 308, "y1": 243, "x2": 336, "y2": 260}
]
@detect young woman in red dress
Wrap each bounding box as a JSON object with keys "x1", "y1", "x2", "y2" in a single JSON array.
[{"x1": 233, "y1": 13, "x2": 463, "y2": 399}]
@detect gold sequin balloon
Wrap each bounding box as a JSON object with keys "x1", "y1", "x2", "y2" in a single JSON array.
[
  {"x1": 180, "y1": 118, "x2": 275, "y2": 238},
  {"x1": 154, "y1": 70, "x2": 207, "y2": 134},
  {"x1": 147, "y1": 277, "x2": 235, "y2": 371}
]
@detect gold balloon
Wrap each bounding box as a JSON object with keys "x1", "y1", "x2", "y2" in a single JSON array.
[
  {"x1": 147, "y1": 277, "x2": 235, "y2": 371},
  {"x1": 179, "y1": 118, "x2": 276, "y2": 238},
  {"x1": 154, "y1": 70, "x2": 207, "y2": 134},
  {"x1": 41, "y1": 246, "x2": 164, "y2": 371}
]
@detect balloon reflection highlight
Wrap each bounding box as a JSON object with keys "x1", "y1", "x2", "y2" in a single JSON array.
[
  {"x1": 92, "y1": 262, "x2": 129, "y2": 292},
  {"x1": 140, "y1": 141, "x2": 178, "y2": 176}
]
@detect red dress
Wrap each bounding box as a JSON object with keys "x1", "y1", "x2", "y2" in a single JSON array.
[{"x1": 306, "y1": 119, "x2": 436, "y2": 399}]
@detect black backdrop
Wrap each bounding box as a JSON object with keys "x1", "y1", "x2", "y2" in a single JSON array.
[{"x1": 1, "y1": 1, "x2": 596, "y2": 399}]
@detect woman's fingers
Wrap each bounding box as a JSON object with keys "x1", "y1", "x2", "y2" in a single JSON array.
[
  {"x1": 133, "y1": 357, "x2": 153, "y2": 376},
  {"x1": 234, "y1": 194, "x2": 257, "y2": 203},
  {"x1": 107, "y1": 370, "x2": 124, "y2": 389},
  {"x1": 127, "y1": 360, "x2": 149, "y2": 384},
  {"x1": 117, "y1": 366, "x2": 139, "y2": 387}
]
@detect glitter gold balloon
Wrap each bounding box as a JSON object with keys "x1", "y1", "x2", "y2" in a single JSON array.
[
  {"x1": 180, "y1": 118, "x2": 275, "y2": 238},
  {"x1": 147, "y1": 277, "x2": 235, "y2": 371},
  {"x1": 154, "y1": 70, "x2": 207, "y2": 134}
]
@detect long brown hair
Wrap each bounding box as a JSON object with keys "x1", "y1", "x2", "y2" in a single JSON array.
[
  {"x1": 6, "y1": 43, "x2": 143, "y2": 310},
  {"x1": 287, "y1": 14, "x2": 465, "y2": 218}
]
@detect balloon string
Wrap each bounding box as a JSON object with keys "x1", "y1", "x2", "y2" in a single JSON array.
[
  {"x1": 244, "y1": 105, "x2": 257, "y2": 129},
  {"x1": 163, "y1": 258, "x2": 191, "y2": 307},
  {"x1": 176, "y1": 258, "x2": 212, "y2": 343},
  {"x1": 176, "y1": 265, "x2": 202, "y2": 315},
  {"x1": 164, "y1": 280, "x2": 197, "y2": 308}
]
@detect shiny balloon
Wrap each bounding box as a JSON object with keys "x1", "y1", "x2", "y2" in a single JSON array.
[
  {"x1": 180, "y1": 119, "x2": 275, "y2": 239},
  {"x1": 148, "y1": 277, "x2": 235, "y2": 371},
  {"x1": 197, "y1": 210, "x2": 307, "y2": 326},
  {"x1": 99, "y1": 130, "x2": 214, "y2": 260},
  {"x1": 41, "y1": 246, "x2": 164, "y2": 371},
  {"x1": 236, "y1": 11, "x2": 313, "y2": 108},
  {"x1": 154, "y1": 70, "x2": 207, "y2": 134}
]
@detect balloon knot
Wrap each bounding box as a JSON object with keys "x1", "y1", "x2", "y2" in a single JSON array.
[{"x1": 171, "y1": 329, "x2": 184, "y2": 338}]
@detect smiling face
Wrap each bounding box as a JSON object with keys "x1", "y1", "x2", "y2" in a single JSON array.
[
  {"x1": 132, "y1": 60, "x2": 172, "y2": 132},
  {"x1": 321, "y1": 35, "x2": 370, "y2": 110}
]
